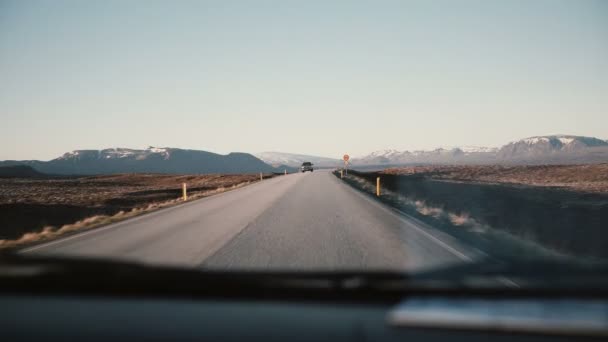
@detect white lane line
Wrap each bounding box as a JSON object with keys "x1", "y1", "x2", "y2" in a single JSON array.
[
  {"x1": 337, "y1": 174, "x2": 522, "y2": 287},
  {"x1": 21, "y1": 187, "x2": 242, "y2": 253},
  {"x1": 393, "y1": 206, "x2": 521, "y2": 287},
  {"x1": 21, "y1": 220, "x2": 131, "y2": 253},
  {"x1": 335, "y1": 177, "x2": 472, "y2": 261},
  {"x1": 497, "y1": 276, "x2": 521, "y2": 288},
  {"x1": 22, "y1": 175, "x2": 293, "y2": 254},
  {"x1": 393, "y1": 209, "x2": 472, "y2": 261},
  {"x1": 344, "y1": 178, "x2": 473, "y2": 262}
]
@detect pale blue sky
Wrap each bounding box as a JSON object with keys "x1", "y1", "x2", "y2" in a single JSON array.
[{"x1": 1, "y1": 0, "x2": 607, "y2": 160}]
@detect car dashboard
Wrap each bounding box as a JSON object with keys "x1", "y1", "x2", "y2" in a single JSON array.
[{"x1": 2, "y1": 294, "x2": 607, "y2": 341}]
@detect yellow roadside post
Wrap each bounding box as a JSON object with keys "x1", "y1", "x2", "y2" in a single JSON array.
[
  {"x1": 376, "y1": 177, "x2": 381, "y2": 197},
  {"x1": 182, "y1": 183, "x2": 188, "y2": 201}
]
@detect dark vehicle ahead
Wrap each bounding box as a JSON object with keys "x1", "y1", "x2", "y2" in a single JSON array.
[{"x1": 301, "y1": 162, "x2": 314, "y2": 173}]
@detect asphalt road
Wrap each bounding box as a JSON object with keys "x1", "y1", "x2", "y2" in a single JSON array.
[{"x1": 23, "y1": 170, "x2": 482, "y2": 270}]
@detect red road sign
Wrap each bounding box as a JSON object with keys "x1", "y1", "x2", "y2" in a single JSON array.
[{"x1": 343, "y1": 154, "x2": 350, "y2": 162}]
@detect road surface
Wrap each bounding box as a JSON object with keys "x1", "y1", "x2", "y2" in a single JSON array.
[{"x1": 23, "y1": 170, "x2": 482, "y2": 270}]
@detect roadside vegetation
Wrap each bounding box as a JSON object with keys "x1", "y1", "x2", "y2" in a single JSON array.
[
  {"x1": 0, "y1": 173, "x2": 275, "y2": 250},
  {"x1": 338, "y1": 165, "x2": 608, "y2": 261},
  {"x1": 382, "y1": 164, "x2": 608, "y2": 193}
]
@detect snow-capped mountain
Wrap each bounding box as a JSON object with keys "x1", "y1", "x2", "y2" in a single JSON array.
[
  {"x1": 256, "y1": 152, "x2": 341, "y2": 168},
  {"x1": 2, "y1": 135, "x2": 606, "y2": 174},
  {"x1": 458, "y1": 146, "x2": 499, "y2": 153},
  {"x1": 58, "y1": 147, "x2": 172, "y2": 162},
  {"x1": 353, "y1": 135, "x2": 608, "y2": 166},
  {"x1": 498, "y1": 135, "x2": 608, "y2": 159},
  {"x1": 1, "y1": 147, "x2": 290, "y2": 175},
  {"x1": 353, "y1": 146, "x2": 497, "y2": 165}
]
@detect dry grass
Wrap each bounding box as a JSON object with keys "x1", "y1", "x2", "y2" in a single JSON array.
[
  {"x1": 0, "y1": 173, "x2": 262, "y2": 206},
  {"x1": 345, "y1": 167, "x2": 608, "y2": 259},
  {"x1": 344, "y1": 174, "x2": 489, "y2": 234},
  {"x1": 0, "y1": 173, "x2": 269, "y2": 249},
  {"x1": 382, "y1": 164, "x2": 608, "y2": 193}
]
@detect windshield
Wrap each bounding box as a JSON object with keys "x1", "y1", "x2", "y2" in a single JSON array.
[{"x1": 1, "y1": 1, "x2": 607, "y2": 286}]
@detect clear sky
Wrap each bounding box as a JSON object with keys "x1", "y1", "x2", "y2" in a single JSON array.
[{"x1": 1, "y1": 0, "x2": 607, "y2": 160}]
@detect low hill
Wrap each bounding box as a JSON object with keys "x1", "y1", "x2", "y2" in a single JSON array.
[
  {"x1": 0, "y1": 165, "x2": 48, "y2": 178},
  {"x1": 0, "y1": 147, "x2": 288, "y2": 175}
]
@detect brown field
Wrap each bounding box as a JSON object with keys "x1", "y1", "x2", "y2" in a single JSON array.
[
  {"x1": 344, "y1": 165, "x2": 608, "y2": 259},
  {"x1": 382, "y1": 164, "x2": 608, "y2": 193},
  {"x1": 0, "y1": 173, "x2": 270, "y2": 247}
]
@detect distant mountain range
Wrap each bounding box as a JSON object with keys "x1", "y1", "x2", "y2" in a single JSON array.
[
  {"x1": 2, "y1": 135, "x2": 606, "y2": 176},
  {"x1": 256, "y1": 152, "x2": 342, "y2": 168},
  {"x1": 353, "y1": 135, "x2": 608, "y2": 166},
  {"x1": 0, "y1": 147, "x2": 294, "y2": 175},
  {"x1": 497, "y1": 136, "x2": 608, "y2": 160}
]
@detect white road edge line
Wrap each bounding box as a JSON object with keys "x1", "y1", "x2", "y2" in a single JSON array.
[
  {"x1": 20, "y1": 219, "x2": 133, "y2": 253},
  {"x1": 393, "y1": 206, "x2": 521, "y2": 288},
  {"x1": 21, "y1": 175, "x2": 292, "y2": 254},
  {"x1": 393, "y1": 209, "x2": 472, "y2": 261},
  {"x1": 336, "y1": 176, "x2": 472, "y2": 261},
  {"x1": 335, "y1": 173, "x2": 522, "y2": 288}
]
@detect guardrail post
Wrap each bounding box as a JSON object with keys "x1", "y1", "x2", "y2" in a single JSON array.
[
  {"x1": 260, "y1": 172, "x2": 263, "y2": 181},
  {"x1": 376, "y1": 177, "x2": 381, "y2": 197},
  {"x1": 182, "y1": 183, "x2": 188, "y2": 201}
]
